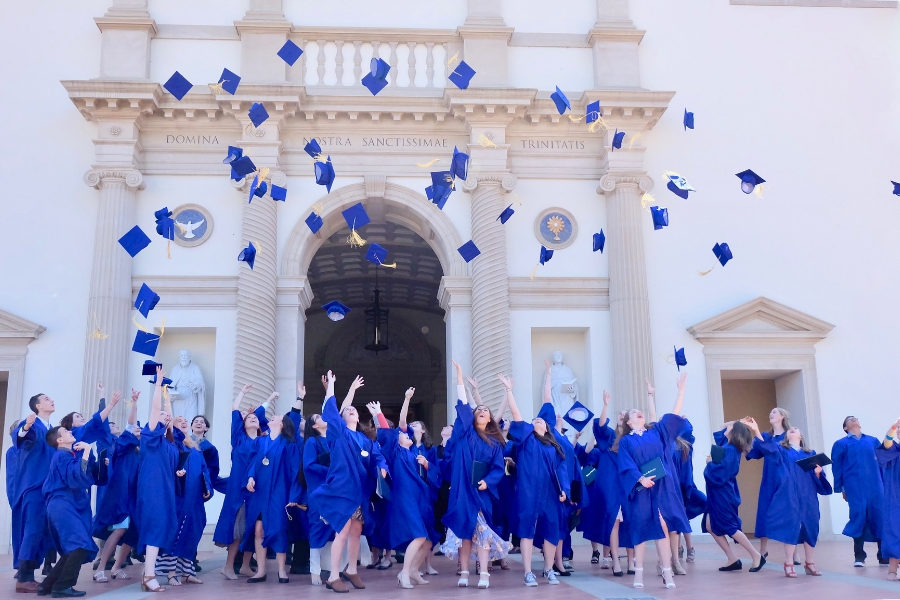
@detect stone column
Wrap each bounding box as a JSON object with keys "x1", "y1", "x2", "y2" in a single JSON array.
[
  {"x1": 463, "y1": 174, "x2": 516, "y2": 411},
  {"x1": 599, "y1": 173, "x2": 654, "y2": 410},
  {"x1": 588, "y1": 0, "x2": 643, "y2": 88},
  {"x1": 275, "y1": 277, "x2": 313, "y2": 412},
  {"x1": 459, "y1": 0, "x2": 513, "y2": 87},
  {"x1": 81, "y1": 168, "x2": 144, "y2": 418},
  {"x1": 94, "y1": 0, "x2": 156, "y2": 80}
]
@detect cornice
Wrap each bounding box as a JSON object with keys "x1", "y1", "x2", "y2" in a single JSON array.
[
  {"x1": 508, "y1": 277, "x2": 609, "y2": 310},
  {"x1": 293, "y1": 26, "x2": 459, "y2": 44},
  {"x1": 526, "y1": 89, "x2": 675, "y2": 128},
  {"x1": 0, "y1": 309, "x2": 46, "y2": 341},
  {"x1": 437, "y1": 276, "x2": 473, "y2": 313},
  {"x1": 586, "y1": 28, "x2": 646, "y2": 45},
  {"x1": 688, "y1": 296, "x2": 835, "y2": 346},
  {"x1": 457, "y1": 24, "x2": 514, "y2": 41},
  {"x1": 131, "y1": 276, "x2": 238, "y2": 309}
]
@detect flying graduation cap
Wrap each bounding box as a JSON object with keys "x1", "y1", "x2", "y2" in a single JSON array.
[
  {"x1": 736, "y1": 169, "x2": 765, "y2": 194},
  {"x1": 154, "y1": 207, "x2": 175, "y2": 241},
  {"x1": 229, "y1": 156, "x2": 257, "y2": 182},
  {"x1": 450, "y1": 146, "x2": 469, "y2": 181},
  {"x1": 134, "y1": 283, "x2": 160, "y2": 318},
  {"x1": 428, "y1": 171, "x2": 454, "y2": 209},
  {"x1": 342, "y1": 202, "x2": 370, "y2": 247},
  {"x1": 550, "y1": 86, "x2": 571, "y2": 115},
  {"x1": 448, "y1": 60, "x2": 476, "y2": 89},
  {"x1": 539, "y1": 245, "x2": 554, "y2": 265},
  {"x1": 315, "y1": 157, "x2": 336, "y2": 193},
  {"x1": 650, "y1": 206, "x2": 669, "y2": 230},
  {"x1": 277, "y1": 40, "x2": 304, "y2": 66},
  {"x1": 498, "y1": 204, "x2": 515, "y2": 224},
  {"x1": 893, "y1": 181, "x2": 900, "y2": 196},
  {"x1": 612, "y1": 129, "x2": 626, "y2": 150},
  {"x1": 248, "y1": 102, "x2": 269, "y2": 128},
  {"x1": 365, "y1": 243, "x2": 396, "y2": 268},
  {"x1": 118, "y1": 226, "x2": 151, "y2": 257},
  {"x1": 362, "y1": 58, "x2": 391, "y2": 95},
  {"x1": 593, "y1": 230, "x2": 606, "y2": 253},
  {"x1": 683, "y1": 109, "x2": 694, "y2": 130},
  {"x1": 713, "y1": 242, "x2": 733, "y2": 267},
  {"x1": 132, "y1": 330, "x2": 161, "y2": 357},
  {"x1": 305, "y1": 204, "x2": 324, "y2": 233},
  {"x1": 215, "y1": 68, "x2": 241, "y2": 95},
  {"x1": 142, "y1": 360, "x2": 161, "y2": 376},
  {"x1": 563, "y1": 400, "x2": 595, "y2": 432},
  {"x1": 270, "y1": 185, "x2": 287, "y2": 201},
  {"x1": 248, "y1": 174, "x2": 268, "y2": 202},
  {"x1": 457, "y1": 240, "x2": 481, "y2": 263},
  {"x1": 666, "y1": 172, "x2": 696, "y2": 200},
  {"x1": 586, "y1": 100, "x2": 602, "y2": 124},
  {"x1": 163, "y1": 71, "x2": 192, "y2": 101},
  {"x1": 674, "y1": 346, "x2": 687, "y2": 371},
  {"x1": 238, "y1": 241, "x2": 256, "y2": 269},
  {"x1": 322, "y1": 300, "x2": 351, "y2": 322}
]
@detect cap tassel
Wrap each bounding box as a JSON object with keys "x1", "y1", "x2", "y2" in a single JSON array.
[
  {"x1": 89, "y1": 327, "x2": 109, "y2": 340},
  {"x1": 347, "y1": 228, "x2": 367, "y2": 248},
  {"x1": 167, "y1": 240, "x2": 172, "y2": 259},
  {"x1": 446, "y1": 52, "x2": 459, "y2": 67},
  {"x1": 416, "y1": 158, "x2": 440, "y2": 168},
  {"x1": 477, "y1": 134, "x2": 497, "y2": 149},
  {"x1": 698, "y1": 265, "x2": 715, "y2": 276},
  {"x1": 208, "y1": 81, "x2": 226, "y2": 94},
  {"x1": 628, "y1": 133, "x2": 643, "y2": 149},
  {"x1": 376, "y1": 261, "x2": 397, "y2": 269},
  {"x1": 529, "y1": 264, "x2": 539, "y2": 280},
  {"x1": 588, "y1": 118, "x2": 609, "y2": 133},
  {"x1": 754, "y1": 184, "x2": 765, "y2": 198},
  {"x1": 640, "y1": 193, "x2": 655, "y2": 210}
]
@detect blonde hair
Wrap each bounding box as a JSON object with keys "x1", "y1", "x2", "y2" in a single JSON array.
[{"x1": 770, "y1": 407, "x2": 792, "y2": 434}]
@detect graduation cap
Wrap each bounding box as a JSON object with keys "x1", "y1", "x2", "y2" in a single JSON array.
[
  {"x1": 163, "y1": 71, "x2": 192, "y2": 101},
  {"x1": 539, "y1": 245, "x2": 553, "y2": 265},
  {"x1": 132, "y1": 330, "x2": 161, "y2": 357},
  {"x1": 450, "y1": 146, "x2": 469, "y2": 181},
  {"x1": 713, "y1": 242, "x2": 733, "y2": 267},
  {"x1": 563, "y1": 400, "x2": 595, "y2": 432},
  {"x1": 498, "y1": 204, "x2": 515, "y2": 224},
  {"x1": 304, "y1": 138, "x2": 323, "y2": 160},
  {"x1": 550, "y1": 86, "x2": 571, "y2": 115},
  {"x1": 230, "y1": 156, "x2": 257, "y2": 181},
  {"x1": 142, "y1": 360, "x2": 161, "y2": 376},
  {"x1": 674, "y1": 346, "x2": 687, "y2": 371},
  {"x1": 448, "y1": 60, "x2": 475, "y2": 89},
  {"x1": 612, "y1": 129, "x2": 626, "y2": 150},
  {"x1": 248, "y1": 102, "x2": 269, "y2": 128},
  {"x1": 586, "y1": 100, "x2": 602, "y2": 124},
  {"x1": 365, "y1": 243, "x2": 396, "y2": 268},
  {"x1": 154, "y1": 207, "x2": 175, "y2": 240},
  {"x1": 270, "y1": 185, "x2": 287, "y2": 202},
  {"x1": 314, "y1": 157, "x2": 335, "y2": 193},
  {"x1": 457, "y1": 240, "x2": 481, "y2": 263},
  {"x1": 118, "y1": 226, "x2": 151, "y2": 257},
  {"x1": 216, "y1": 68, "x2": 241, "y2": 95},
  {"x1": 341, "y1": 202, "x2": 370, "y2": 230},
  {"x1": 238, "y1": 241, "x2": 256, "y2": 269},
  {"x1": 429, "y1": 171, "x2": 454, "y2": 209},
  {"x1": 248, "y1": 175, "x2": 268, "y2": 202},
  {"x1": 277, "y1": 40, "x2": 304, "y2": 66},
  {"x1": 134, "y1": 283, "x2": 160, "y2": 318},
  {"x1": 362, "y1": 58, "x2": 391, "y2": 95},
  {"x1": 305, "y1": 211, "x2": 323, "y2": 234},
  {"x1": 735, "y1": 169, "x2": 765, "y2": 194},
  {"x1": 650, "y1": 206, "x2": 669, "y2": 230},
  {"x1": 666, "y1": 172, "x2": 696, "y2": 199},
  {"x1": 683, "y1": 109, "x2": 694, "y2": 130},
  {"x1": 322, "y1": 300, "x2": 351, "y2": 322},
  {"x1": 892, "y1": 181, "x2": 900, "y2": 196},
  {"x1": 223, "y1": 145, "x2": 242, "y2": 165},
  {"x1": 593, "y1": 230, "x2": 606, "y2": 253},
  {"x1": 148, "y1": 373, "x2": 173, "y2": 386}
]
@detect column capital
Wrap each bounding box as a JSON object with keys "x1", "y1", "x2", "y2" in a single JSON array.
[
  {"x1": 84, "y1": 168, "x2": 144, "y2": 190},
  {"x1": 462, "y1": 173, "x2": 517, "y2": 193},
  {"x1": 598, "y1": 173, "x2": 653, "y2": 195}
]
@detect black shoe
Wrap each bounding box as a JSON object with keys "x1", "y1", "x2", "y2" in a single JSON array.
[
  {"x1": 719, "y1": 560, "x2": 742, "y2": 572},
  {"x1": 555, "y1": 568, "x2": 571, "y2": 576},
  {"x1": 194, "y1": 560, "x2": 202, "y2": 572},
  {"x1": 41, "y1": 565, "x2": 54, "y2": 577},
  {"x1": 51, "y1": 588, "x2": 86, "y2": 598},
  {"x1": 278, "y1": 577, "x2": 289, "y2": 584},
  {"x1": 793, "y1": 560, "x2": 801, "y2": 566},
  {"x1": 248, "y1": 575, "x2": 267, "y2": 583},
  {"x1": 612, "y1": 565, "x2": 624, "y2": 577},
  {"x1": 395, "y1": 554, "x2": 405, "y2": 564},
  {"x1": 433, "y1": 550, "x2": 445, "y2": 557},
  {"x1": 627, "y1": 569, "x2": 635, "y2": 575},
  {"x1": 591, "y1": 550, "x2": 600, "y2": 564},
  {"x1": 37, "y1": 586, "x2": 51, "y2": 597},
  {"x1": 749, "y1": 554, "x2": 767, "y2": 573}
]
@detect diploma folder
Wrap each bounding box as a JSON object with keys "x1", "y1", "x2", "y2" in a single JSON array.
[
  {"x1": 796, "y1": 452, "x2": 832, "y2": 472},
  {"x1": 640, "y1": 457, "x2": 666, "y2": 482},
  {"x1": 710, "y1": 444, "x2": 726, "y2": 464},
  {"x1": 471, "y1": 460, "x2": 490, "y2": 486}
]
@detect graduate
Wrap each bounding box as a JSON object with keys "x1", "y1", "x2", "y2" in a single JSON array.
[
  {"x1": 12, "y1": 393, "x2": 57, "y2": 592},
  {"x1": 5, "y1": 420, "x2": 21, "y2": 507},
  {"x1": 498, "y1": 374, "x2": 570, "y2": 587},
  {"x1": 613, "y1": 373, "x2": 689, "y2": 590},
  {"x1": 831, "y1": 415, "x2": 886, "y2": 566},
  {"x1": 39, "y1": 426, "x2": 104, "y2": 597},
  {"x1": 60, "y1": 382, "x2": 120, "y2": 445},
  {"x1": 702, "y1": 421, "x2": 765, "y2": 572},
  {"x1": 285, "y1": 384, "x2": 312, "y2": 577},
  {"x1": 212, "y1": 383, "x2": 272, "y2": 580},
  {"x1": 190, "y1": 415, "x2": 221, "y2": 492},
  {"x1": 875, "y1": 417, "x2": 900, "y2": 580},
  {"x1": 745, "y1": 418, "x2": 833, "y2": 578},
  {"x1": 672, "y1": 420, "x2": 706, "y2": 571},
  {"x1": 302, "y1": 408, "x2": 333, "y2": 586},
  {"x1": 745, "y1": 406, "x2": 791, "y2": 557},
  {"x1": 440, "y1": 360, "x2": 506, "y2": 590}
]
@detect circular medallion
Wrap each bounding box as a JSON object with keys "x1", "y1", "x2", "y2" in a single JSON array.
[
  {"x1": 261, "y1": 457, "x2": 270, "y2": 466},
  {"x1": 172, "y1": 204, "x2": 213, "y2": 247},
  {"x1": 535, "y1": 208, "x2": 577, "y2": 250},
  {"x1": 360, "y1": 450, "x2": 370, "y2": 458}
]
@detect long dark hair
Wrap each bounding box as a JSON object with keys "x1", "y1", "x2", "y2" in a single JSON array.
[
  {"x1": 410, "y1": 421, "x2": 433, "y2": 449},
  {"x1": 534, "y1": 429, "x2": 564, "y2": 458},
  {"x1": 60, "y1": 412, "x2": 78, "y2": 431},
  {"x1": 474, "y1": 406, "x2": 506, "y2": 446},
  {"x1": 729, "y1": 422, "x2": 754, "y2": 453},
  {"x1": 304, "y1": 414, "x2": 323, "y2": 439},
  {"x1": 281, "y1": 414, "x2": 296, "y2": 443}
]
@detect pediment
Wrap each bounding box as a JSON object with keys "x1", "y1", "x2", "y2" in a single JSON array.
[
  {"x1": 688, "y1": 297, "x2": 834, "y2": 343},
  {"x1": 0, "y1": 309, "x2": 46, "y2": 340}
]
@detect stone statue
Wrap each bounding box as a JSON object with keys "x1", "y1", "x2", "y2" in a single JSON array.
[
  {"x1": 544, "y1": 350, "x2": 578, "y2": 414},
  {"x1": 168, "y1": 349, "x2": 206, "y2": 419}
]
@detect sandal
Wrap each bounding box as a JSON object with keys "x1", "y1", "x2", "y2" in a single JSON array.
[
  {"x1": 182, "y1": 575, "x2": 203, "y2": 584},
  {"x1": 167, "y1": 576, "x2": 183, "y2": 586},
  {"x1": 784, "y1": 563, "x2": 798, "y2": 578},
  {"x1": 457, "y1": 570, "x2": 469, "y2": 587},
  {"x1": 661, "y1": 566, "x2": 676, "y2": 589},
  {"x1": 92, "y1": 571, "x2": 108, "y2": 583},
  {"x1": 633, "y1": 567, "x2": 644, "y2": 588},
  {"x1": 803, "y1": 562, "x2": 822, "y2": 576},
  {"x1": 477, "y1": 571, "x2": 490, "y2": 589},
  {"x1": 112, "y1": 569, "x2": 131, "y2": 580},
  {"x1": 141, "y1": 575, "x2": 165, "y2": 592}
]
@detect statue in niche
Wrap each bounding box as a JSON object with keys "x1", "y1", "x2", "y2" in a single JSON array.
[
  {"x1": 168, "y1": 349, "x2": 206, "y2": 419},
  {"x1": 543, "y1": 350, "x2": 579, "y2": 415}
]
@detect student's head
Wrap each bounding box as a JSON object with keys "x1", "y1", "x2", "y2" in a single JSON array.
[
  {"x1": 473, "y1": 405, "x2": 492, "y2": 428},
  {"x1": 341, "y1": 405, "x2": 360, "y2": 427},
  {"x1": 532, "y1": 422, "x2": 564, "y2": 457},
  {"x1": 305, "y1": 413, "x2": 327, "y2": 438},
  {"x1": 409, "y1": 420, "x2": 432, "y2": 448},
  {"x1": 28, "y1": 393, "x2": 54, "y2": 416},
  {"x1": 782, "y1": 426, "x2": 810, "y2": 452},
  {"x1": 60, "y1": 412, "x2": 86, "y2": 431},
  {"x1": 45, "y1": 426, "x2": 74, "y2": 450},
  {"x1": 473, "y1": 406, "x2": 506, "y2": 446},
  {"x1": 532, "y1": 416, "x2": 549, "y2": 437},
  {"x1": 108, "y1": 421, "x2": 121, "y2": 436},
  {"x1": 173, "y1": 415, "x2": 189, "y2": 431},
  {"x1": 243, "y1": 412, "x2": 261, "y2": 437},
  {"x1": 278, "y1": 414, "x2": 296, "y2": 443},
  {"x1": 728, "y1": 421, "x2": 754, "y2": 454},
  {"x1": 398, "y1": 430, "x2": 413, "y2": 449},
  {"x1": 769, "y1": 407, "x2": 791, "y2": 432},
  {"x1": 842, "y1": 415, "x2": 861, "y2": 436},
  {"x1": 158, "y1": 411, "x2": 172, "y2": 429},
  {"x1": 191, "y1": 415, "x2": 210, "y2": 437},
  {"x1": 625, "y1": 409, "x2": 646, "y2": 432}
]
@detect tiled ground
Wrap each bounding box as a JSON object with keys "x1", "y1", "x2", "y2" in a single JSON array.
[{"x1": 4, "y1": 538, "x2": 900, "y2": 600}]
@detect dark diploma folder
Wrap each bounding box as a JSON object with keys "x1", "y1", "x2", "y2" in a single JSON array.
[
  {"x1": 710, "y1": 444, "x2": 726, "y2": 464},
  {"x1": 796, "y1": 452, "x2": 831, "y2": 472},
  {"x1": 471, "y1": 460, "x2": 490, "y2": 486},
  {"x1": 376, "y1": 473, "x2": 392, "y2": 501},
  {"x1": 640, "y1": 456, "x2": 666, "y2": 481}
]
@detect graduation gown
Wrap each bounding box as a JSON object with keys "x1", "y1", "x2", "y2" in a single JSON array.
[
  {"x1": 702, "y1": 429, "x2": 743, "y2": 536},
  {"x1": 5, "y1": 444, "x2": 17, "y2": 506},
  {"x1": 197, "y1": 438, "x2": 221, "y2": 497},
  {"x1": 575, "y1": 418, "x2": 623, "y2": 546},
  {"x1": 745, "y1": 430, "x2": 786, "y2": 538},
  {"x1": 672, "y1": 420, "x2": 707, "y2": 520},
  {"x1": 170, "y1": 431, "x2": 212, "y2": 559},
  {"x1": 345, "y1": 427, "x2": 387, "y2": 539},
  {"x1": 92, "y1": 429, "x2": 140, "y2": 537},
  {"x1": 617, "y1": 414, "x2": 691, "y2": 546},
  {"x1": 43, "y1": 449, "x2": 101, "y2": 560},
  {"x1": 508, "y1": 420, "x2": 569, "y2": 544},
  {"x1": 302, "y1": 435, "x2": 334, "y2": 548},
  {"x1": 831, "y1": 433, "x2": 884, "y2": 540},
  {"x1": 12, "y1": 419, "x2": 53, "y2": 567},
  {"x1": 71, "y1": 410, "x2": 111, "y2": 445},
  {"x1": 409, "y1": 437, "x2": 442, "y2": 545},
  {"x1": 244, "y1": 433, "x2": 300, "y2": 553},
  {"x1": 875, "y1": 443, "x2": 900, "y2": 559},
  {"x1": 135, "y1": 422, "x2": 178, "y2": 552},
  {"x1": 493, "y1": 440, "x2": 518, "y2": 541},
  {"x1": 441, "y1": 400, "x2": 505, "y2": 539}
]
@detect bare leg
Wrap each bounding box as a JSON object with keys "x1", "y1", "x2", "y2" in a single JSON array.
[
  {"x1": 669, "y1": 532, "x2": 685, "y2": 572},
  {"x1": 251, "y1": 521, "x2": 266, "y2": 578},
  {"x1": 328, "y1": 522, "x2": 350, "y2": 583},
  {"x1": 684, "y1": 532, "x2": 694, "y2": 553},
  {"x1": 238, "y1": 551, "x2": 254, "y2": 577},
  {"x1": 110, "y1": 543, "x2": 132, "y2": 574},
  {"x1": 542, "y1": 540, "x2": 556, "y2": 573},
  {"x1": 610, "y1": 521, "x2": 622, "y2": 572},
  {"x1": 759, "y1": 536, "x2": 769, "y2": 556},
  {"x1": 732, "y1": 531, "x2": 762, "y2": 567},
  {"x1": 221, "y1": 542, "x2": 239, "y2": 579},
  {"x1": 96, "y1": 529, "x2": 126, "y2": 575},
  {"x1": 520, "y1": 538, "x2": 534, "y2": 575},
  {"x1": 553, "y1": 541, "x2": 564, "y2": 572},
  {"x1": 401, "y1": 538, "x2": 425, "y2": 580},
  {"x1": 459, "y1": 539, "x2": 472, "y2": 575},
  {"x1": 707, "y1": 516, "x2": 738, "y2": 564},
  {"x1": 345, "y1": 520, "x2": 363, "y2": 575}
]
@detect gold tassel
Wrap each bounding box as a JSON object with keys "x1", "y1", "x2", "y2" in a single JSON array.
[
  {"x1": 628, "y1": 132, "x2": 643, "y2": 149},
  {"x1": 530, "y1": 264, "x2": 539, "y2": 280},
  {"x1": 132, "y1": 316, "x2": 150, "y2": 333},
  {"x1": 377, "y1": 261, "x2": 398, "y2": 269},
  {"x1": 446, "y1": 52, "x2": 459, "y2": 67},
  {"x1": 416, "y1": 158, "x2": 440, "y2": 168},
  {"x1": 208, "y1": 81, "x2": 226, "y2": 94},
  {"x1": 640, "y1": 193, "x2": 655, "y2": 210},
  {"x1": 754, "y1": 184, "x2": 765, "y2": 198},
  {"x1": 347, "y1": 229, "x2": 367, "y2": 248},
  {"x1": 477, "y1": 134, "x2": 497, "y2": 148},
  {"x1": 89, "y1": 328, "x2": 109, "y2": 340},
  {"x1": 698, "y1": 267, "x2": 714, "y2": 277}
]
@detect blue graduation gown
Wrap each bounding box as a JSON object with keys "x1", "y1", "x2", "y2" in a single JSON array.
[
  {"x1": 409, "y1": 437, "x2": 442, "y2": 545},
  {"x1": 212, "y1": 406, "x2": 265, "y2": 546},
  {"x1": 93, "y1": 429, "x2": 140, "y2": 537},
  {"x1": 672, "y1": 420, "x2": 706, "y2": 520},
  {"x1": 170, "y1": 432, "x2": 212, "y2": 559},
  {"x1": 5, "y1": 444, "x2": 17, "y2": 506},
  {"x1": 753, "y1": 438, "x2": 832, "y2": 546},
  {"x1": 745, "y1": 430, "x2": 786, "y2": 538},
  {"x1": 831, "y1": 433, "x2": 884, "y2": 540},
  {"x1": 875, "y1": 444, "x2": 900, "y2": 559},
  {"x1": 72, "y1": 410, "x2": 111, "y2": 445},
  {"x1": 12, "y1": 419, "x2": 53, "y2": 567},
  {"x1": 244, "y1": 434, "x2": 300, "y2": 552},
  {"x1": 702, "y1": 429, "x2": 743, "y2": 536},
  {"x1": 303, "y1": 435, "x2": 334, "y2": 548},
  {"x1": 508, "y1": 420, "x2": 569, "y2": 544},
  {"x1": 575, "y1": 418, "x2": 623, "y2": 546},
  {"x1": 43, "y1": 449, "x2": 100, "y2": 560},
  {"x1": 197, "y1": 438, "x2": 221, "y2": 497},
  {"x1": 136, "y1": 422, "x2": 178, "y2": 552},
  {"x1": 617, "y1": 414, "x2": 691, "y2": 546},
  {"x1": 441, "y1": 400, "x2": 505, "y2": 539},
  {"x1": 345, "y1": 427, "x2": 387, "y2": 539},
  {"x1": 493, "y1": 440, "x2": 517, "y2": 541}
]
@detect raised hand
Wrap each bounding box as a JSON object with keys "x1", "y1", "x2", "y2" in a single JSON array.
[
  {"x1": 405, "y1": 387, "x2": 415, "y2": 400},
  {"x1": 241, "y1": 383, "x2": 253, "y2": 394},
  {"x1": 154, "y1": 366, "x2": 165, "y2": 387},
  {"x1": 646, "y1": 378, "x2": 655, "y2": 396},
  {"x1": 321, "y1": 374, "x2": 328, "y2": 390},
  {"x1": 327, "y1": 370, "x2": 336, "y2": 386},
  {"x1": 440, "y1": 426, "x2": 453, "y2": 441},
  {"x1": 73, "y1": 441, "x2": 91, "y2": 453},
  {"x1": 297, "y1": 382, "x2": 306, "y2": 399},
  {"x1": 130, "y1": 388, "x2": 140, "y2": 403},
  {"x1": 676, "y1": 372, "x2": 688, "y2": 392},
  {"x1": 464, "y1": 376, "x2": 479, "y2": 389},
  {"x1": 97, "y1": 382, "x2": 104, "y2": 397},
  {"x1": 24, "y1": 413, "x2": 36, "y2": 430},
  {"x1": 110, "y1": 390, "x2": 122, "y2": 408},
  {"x1": 602, "y1": 390, "x2": 611, "y2": 406},
  {"x1": 349, "y1": 375, "x2": 365, "y2": 391},
  {"x1": 497, "y1": 374, "x2": 513, "y2": 390},
  {"x1": 365, "y1": 401, "x2": 381, "y2": 417}
]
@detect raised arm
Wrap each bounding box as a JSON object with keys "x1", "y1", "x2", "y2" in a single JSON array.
[
  {"x1": 453, "y1": 360, "x2": 475, "y2": 407},
  {"x1": 163, "y1": 385, "x2": 174, "y2": 422},
  {"x1": 543, "y1": 360, "x2": 552, "y2": 405},
  {"x1": 398, "y1": 387, "x2": 415, "y2": 430},
  {"x1": 100, "y1": 390, "x2": 122, "y2": 422},
  {"x1": 148, "y1": 367, "x2": 164, "y2": 430},
  {"x1": 127, "y1": 389, "x2": 139, "y2": 426},
  {"x1": 498, "y1": 375, "x2": 522, "y2": 421},
  {"x1": 294, "y1": 381, "x2": 306, "y2": 411},
  {"x1": 743, "y1": 417, "x2": 765, "y2": 442},
  {"x1": 464, "y1": 376, "x2": 484, "y2": 409},
  {"x1": 598, "y1": 390, "x2": 610, "y2": 425},
  {"x1": 646, "y1": 378, "x2": 658, "y2": 422},
  {"x1": 494, "y1": 377, "x2": 509, "y2": 422},
  {"x1": 233, "y1": 383, "x2": 253, "y2": 412},
  {"x1": 340, "y1": 375, "x2": 364, "y2": 412},
  {"x1": 672, "y1": 373, "x2": 687, "y2": 416},
  {"x1": 885, "y1": 417, "x2": 900, "y2": 449},
  {"x1": 323, "y1": 370, "x2": 336, "y2": 407}
]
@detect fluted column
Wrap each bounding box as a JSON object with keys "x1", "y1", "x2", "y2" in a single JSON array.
[
  {"x1": 81, "y1": 168, "x2": 144, "y2": 419},
  {"x1": 599, "y1": 173, "x2": 654, "y2": 411},
  {"x1": 463, "y1": 174, "x2": 516, "y2": 411}
]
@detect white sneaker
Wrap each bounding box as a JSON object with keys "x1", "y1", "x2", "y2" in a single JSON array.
[
  {"x1": 542, "y1": 570, "x2": 559, "y2": 585},
  {"x1": 563, "y1": 560, "x2": 574, "y2": 572},
  {"x1": 93, "y1": 571, "x2": 108, "y2": 583},
  {"x1": 854, "y1": 561, "x2": 865, "y2": 568},
  {"x1": 524, "y1": 572, "x2": 538, "y2": 587}
]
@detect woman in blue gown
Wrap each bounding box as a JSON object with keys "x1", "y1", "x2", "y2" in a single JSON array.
[
  {"x1": 746, "y1": 418, "x2": 832, "y2": 577},
  {"x1": 302, "y1": 411, "x2": 332, "y2": 586},
  {"x1": 212, "y1": 383, "x2": 272, "y2": 580},
  {"x1": 701, "y1": 421, "x2": 764, "y2": 572},
  {"x1": 441, "y1": 360, "x2": 507, "y2": 590},
  {"x1": 875, "y1": 418, "x2": 900, "y2": 580},
  {"x1": 672, "y1": 420, "x2": 705, "y2": 570},
  {"x1": 614, "y1": 373, "x2": 689, "y2": 590},
  {"x1": 745, "y1": 406, "x2": 791, "y2": 557}
]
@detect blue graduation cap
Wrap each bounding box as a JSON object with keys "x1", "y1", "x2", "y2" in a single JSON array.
[
  {"x1": 270, "y1": 185, "x2": 287, "y2": 202},
  {"x1": 342, "y1": 202, "x2": 370, "y2": 230},
  {"x1": 448, "y1": 60, "x2": 476, "y2": 89},
  {"x1": 498, "y1": 204, "x2": 515, "y2": 224},
  {"x1": 429, "y1": 171, "x2": 454, "y2": 209},
  {"x1": 134, "y1": 283, "x2": 160, "y2": 318},
  {"x1": 674, "y1": 346, "x2": 687, "y2": 371},
  {"x1": 277, "y1": 40, "x2": 304, "y2": 66},
  {"x1": 304, "y1": 138, "x2": 323, "y2": 159},
  {"x1": 223, "y1": 145, "x2": 242, "y2": 165},
  {"x1": 230, "y1": 156, "x2": 257, "y2": 181},
  {"x1": 683, "y1": 109, "x2": 694, "y2": 130},
  {"x1": 593, "y1": 230, "x2": 606, "y2": 253},
  {"x1": 148, "y1": 373, "x2": 173, "y2": 386},
  {"x1": 248, "y1": 176, "x2": 268, "y2": 203},
  {"x1": 666, "y1": 173, "x2": 695, "y2": 200},
  {"x1": 154, "y1": 207, "x2": 175, "y2": 240},
  {"x1": 586, "y1": 100, "x2": 602, "y2": 124},
  {"x1": 365, "y1": 243, "x2": 389, "y2": 266},
  {"x1": 650, "y1": 206, "x2": 669, "y2": 230},
  {"x1": 612, "y1": 129, "x2": 626, "y2": 150},
  {"x1": 550, "y1": 86, "x2": 571, "y2": 115},
  {"x1": 218, "y1": 68, "x2": 241, "y2": 95},
  {"x1": 713, "y1": 242, "x2": 733, "y2": 267},
  {"x1": 238, "y1": 241, "x2": 256, "y2": 269},
  {"x1": 305, "y1": 211, "x2": 323, "y2": 234},
  {"x1": 450, "y1": 146, "x2": 469, "y2": 181},
  {"x1": 322, "y1": 300, "x2": 351, "y2": 322},
  {"x1": 362, "y1": 58, "x2": 391, "y2": 95},
  {"x1": 314, "y1": 157, "x2": 335, "y2": 193},
  {"x1": 118, "y1": 226, "x2": 151, "y2": 257},
  {"x1": 457, "y1": 240, "x2": 481, "y2": 263},
  {"x1": 563, "y1": 400, "x2": 595, "y2": 432},
  {"x1": 141, "y1": 360, "x2": 161, "y2": 376},
  {"x1": 539, "y1": 245, "x2": 553, "y2": 265},
  {"x1": 132, "y1": 330, "x2": 160, "y2": 357},
  {"x1": 248, "y1": 102, "x2": 269, "y2": 128},
  {"x1": 163, "y1": 71, "x2": 192, "y2": 101},
  {"x1": 735, "y1": 169, "x2": 765, "y2": 194},
  {"x1": 893, "y1": 181, "x2": 900, "y2": 196}
]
